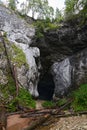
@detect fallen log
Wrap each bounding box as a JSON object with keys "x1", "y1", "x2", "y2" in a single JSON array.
[
  {"x1": 54, "y1": 99, "x2": 73, "y2": 114},
  {"x1": 21, "y1": 99, "x2": 73, "y2": 118},
  {"x1": 20, "y1": 109, "x2": 53, "y2": 118},
  {"x1": 6, "y1": 111, "x2": 23, "y2": 116},
  {"x1": 23, "y1": 114, "x2": 50, "y2": 130},
  {"x1": 55, "y1": 111, "x2": 87, "y2": 118},
  {"x1": 0, "y1": 105, "x2": 7, "y2": 130},
  {"x1": 20, "y1": 99, "x2": 73, "y2": 130}
]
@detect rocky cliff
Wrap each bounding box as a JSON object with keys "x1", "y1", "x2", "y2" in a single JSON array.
[
  {"x1": 32, "y1": 22, "x2": 87, "y2": 98},
  {"x1": 0, "y1": 5, "x2": 41, "y2": 98},
  {"x1": 0, "y1": 4, "x2": 87, "y2": 100}
]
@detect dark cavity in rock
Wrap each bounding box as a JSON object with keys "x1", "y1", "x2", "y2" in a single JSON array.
[{"x1": 38, "y1": 73, "x2": 55, "y2": 100}]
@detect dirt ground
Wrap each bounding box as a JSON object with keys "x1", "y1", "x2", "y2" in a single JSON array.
[
  {"x1": 7, "y1": 100, "x2": 87, "y2": 130},
  {"x1": 7, "y1": 113, "x2": 87, "y2": 130},
  {"x1": 7, "y1": 114, "x2": 33, "y2": 130},
  {"x1": 50, "y1": 114, "x2": 87, "y2": 130}
]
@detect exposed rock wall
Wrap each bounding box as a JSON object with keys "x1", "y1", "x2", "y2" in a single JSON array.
[
  {"x1": 0, "y1": 5, "x2": 40, "y2": 97},
  {"x1": 32, "y1": 22, "x2": 87, "y2": 97},
  {"x1": 51, "y1": 58, "x2": 72, "y2": 97},
  {"x1": 51, "y1": 48, "x2": 87, "y2": 97},
  {"x1": 1, "y1": 5, "x2": 87, "y2": 98}
]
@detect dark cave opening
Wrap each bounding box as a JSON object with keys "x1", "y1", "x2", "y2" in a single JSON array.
[{"x1": 38, "y1": 73, "x2": 55, "y2": 100}]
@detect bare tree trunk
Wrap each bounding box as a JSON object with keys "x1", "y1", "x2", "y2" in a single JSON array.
[
  {"x1": 13, "y1": 64, "x2": 19, "y2": 97},
  {"x1": 23, "y1": 115, "x2": 50, "y2": 130},
  {"x1": 0, "y1": 32, "x2": 19, "y2": 97},
  {"x1": 0, "y1": 105, "x2": 7, "y2": 130},
  {"x1": 0, "y1": 32, "x2": 13, "y2": 79}
]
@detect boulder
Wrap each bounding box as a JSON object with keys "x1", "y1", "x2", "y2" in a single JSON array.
[{"x1": 51, "y1": 48, "x2": 87, "y2": 97}]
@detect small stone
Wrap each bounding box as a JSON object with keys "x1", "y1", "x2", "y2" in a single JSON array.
[{"x1": 82, "y1": 125, "x2": 87, "y2": 129}]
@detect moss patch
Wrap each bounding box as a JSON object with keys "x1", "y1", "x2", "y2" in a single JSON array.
[
  {"x1": 11, "y1": 44, "x2": 28, "y2": 68},
  {"x1": 3, "y1": 36, "x2": 29, "y2": 68}
]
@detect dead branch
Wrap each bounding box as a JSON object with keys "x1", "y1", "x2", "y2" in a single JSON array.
[
  {"x1": 21, "y1": 99, "x2": 73, "y2": 118},
  {"x1": 23, "y1": 115, "x2": 50, "y2": 130},
  {"x1": 55, "y1": 111, "x2": 87, "y2": 118},
  {"x1": 0, "y1": 34, "x2": 14, "y2": 80},
  {"x1": 0, "y1": 105, "x2": 7, "y2": 130},
  {"x1": 13, "y1": 64, "x2": 19, "y2": 96},
  {"x1": 0, "y1": 34, "x2": 19, "y2": 98},
  {"x1": 52, "y1": 99, "x2": 73, "y2": 114}
]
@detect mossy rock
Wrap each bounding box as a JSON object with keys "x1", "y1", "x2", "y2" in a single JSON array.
[
  {"x1": 0, "y1": 34, "x2": 34, "y2": 112},
  {"x1": 11, "y1": 44, "x2": 29, "y2": 68}
]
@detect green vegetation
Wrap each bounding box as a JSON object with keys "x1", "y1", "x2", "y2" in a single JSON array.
[
  {"x1": 0, "y1": 35, "x2": 35, "y2": 112},
  {"x1": 11, "y1": 44, "x2": 28, "y2": 68},
  {"x1": 71, "y1": 84, "x2": 87, "y2": 111},
  {"x1": 56, "y1": 98, "x2": 67, "y2": 107},
  {"x1": 8, "y1": 88, "x2": 36, "y2": 112},
  {"x1": 20, "y1": 0, "x2": 54, "y2": 20},
  {"x1": 34, "y1": 18, "x2": 59, "y2": 39},
  {"x1": 55, "y1": 8, "x2": 64, "y2": 23},
  {"x1": 42, "y1": 98, "x2": 68, "y2": 109},
  {"x1": 42, "y1": 101, "x2": 55, "y2": 108},
  {"x1": 64, "y1": 0, "x2": 87, "y2": 24},
  {"x1": 8, "y1": 0, "x2": 17, "y2": 10},
  {"x1": 7, "y1": 74, "x2": 16, "y2": 95},
  {"x1": 0, "y1": 69, "x2": 35, "y2": 112},
  {"x1": 3, "y1": 34, "x2": 28, "y2": 68},
  {"x1": 0, "y1": 75, "x2": 36, "y2": 112},
  {"x1": 0, "y1": 42, "x2": 4, "y2": 52},
  {"x1": 18, "y1": 88, "x2": 36, "y2": 108},
  {"x1": 0, "y1": 72, "x2": 16, "y2": 110}
]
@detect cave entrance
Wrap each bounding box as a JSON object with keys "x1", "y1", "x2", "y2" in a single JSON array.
[{"x1": 38, "y1": 73, "x2": 55, "y2": 100}]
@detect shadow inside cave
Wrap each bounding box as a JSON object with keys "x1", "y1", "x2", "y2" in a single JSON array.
[{"x1": 38, "y1": 73, "x2": 55, "y2": 100}]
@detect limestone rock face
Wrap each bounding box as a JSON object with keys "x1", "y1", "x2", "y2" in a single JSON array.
[
  {"x1": 51, "y1": 58, "x2": 72, "y2": 97},
  {"x1": 51, "y1": 49, "x2": 87, "y2": 97},
  {"x1": 0, "y1": 5, "x2": 40, "y2": 97},
  {"x1": 32, "y1": 22, "x2": 87, "y2": 97}
]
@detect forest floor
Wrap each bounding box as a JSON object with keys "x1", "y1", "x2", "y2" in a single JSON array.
[
  {"x1": 50, "y1": 114, "x2": 87, "y2": 130},
  {"x1": 7, "y1": 100, "x2": 87, "y2": 130},
  {"x1": 7, "y1": 114, "x2": 32, "y2": 130},
  {"x1": 7, "y1": 113, "x2": 87, "y2": 130},
  {"x1": 35, "y1": 114, "x2": 87, "y2": 130},
  {"x1": 7, "y1": 100, "x2": 44, "y2": 130}
]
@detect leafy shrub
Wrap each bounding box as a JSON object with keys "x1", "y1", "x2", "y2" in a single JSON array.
[
  {"x1": 34, "y1": 19, "x2": 59, "y2": 39},
  {"x1": 71, "y1": 84, "x2": 87, "y2": 111}
]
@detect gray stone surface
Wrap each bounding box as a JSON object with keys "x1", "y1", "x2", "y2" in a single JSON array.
[
  {"x1": 51, "y1": 48, "x2": 87, "y2": 97},
  {"x1": 1, "y1": 5, "x2": 87, "y2": 98},
  {"x1": 51, "y1": 58, "x2": 71, "y2": 97},
  {"x1": 0, "y1": 5, "x2": 40, "y2": 97},
  {"x1": 32, "y1": 20, "x2": 87, "y2": 97}
]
